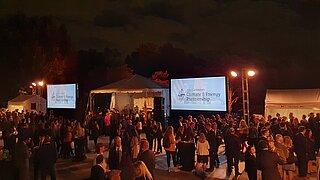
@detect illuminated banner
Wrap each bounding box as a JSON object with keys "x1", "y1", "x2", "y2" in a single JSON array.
[
  {"x1": 47, "y1": 84, "x2": 77, "y2": 109},
  {"x1": 171, "y1": 77, "x2": 227, "y2": 111}
]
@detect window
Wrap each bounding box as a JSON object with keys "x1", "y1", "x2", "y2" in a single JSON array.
[{"x1": 31, "y1": 103, "x2": 36, "y2": 110}]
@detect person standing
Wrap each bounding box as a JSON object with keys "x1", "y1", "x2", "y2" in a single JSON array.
[
  {"x1": 205, "y1": 122, "x2": 221, "y2": 171},
  {"x1": 306, "y1": 129, "x2": 316, "y2": 174},
  {"x1": 155, "y1": 122, "x2": 163, "y2": 154},
  {"x1": 91, "y1": 121, "x2": 100, "y2": 146},
  {"x1": 130, "y1": 128, "x2": 140, "y2": 161},
  {"x1": 38, "y1": 135, "x2": 58, "y2": 180},
  {"x1": 195, "y1": 133, "x2": 210, "y2": 176},
  {"x1": 163, "y1": 126, "x2": 180, "y2": 172},
  {"x1": 293, "y1": 126, "x2": 308, "y2": 178},
  {"x1": 257, "y1": 140, "x2": 284, "y2": 180},
  {"x1": 104, "y1": 111, "x2": 111, "y2": 137},
  {"x1": 283, "y1": 136, "x2": 296, "y2": 180},
  {"x1": 13, "y1": 135, "x2": 30, "y2": 180},
  {"x1": 138, "y1": 140, "x2": 155, "y2": 178},
  {"x1": 245, "y1": 146, "x2": 257, "y2": 180},
  {"x1": 90, "y1": 154, "x2": 107, "y2": 180},
  {"x1": 224, "y1": 127, "x2": 241, "y2": 178},
  {"x1": 33, "y1": 132, "x2": 45, "y2": 180},
  {"x1": 108, "y1": 136, "x2": 129, "y2": 170}
]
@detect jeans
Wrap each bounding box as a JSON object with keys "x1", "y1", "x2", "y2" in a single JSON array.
[{"x1": 165, "y1": 150, "x2": 177, "y2": 168}]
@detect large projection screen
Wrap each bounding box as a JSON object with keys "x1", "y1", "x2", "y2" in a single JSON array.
[
  {"x1": 171, "y1": 76, "x2": 227, "y2": 111},
  {"x1": 47, "y1": 84, "x2": 77, "y2": 109}
]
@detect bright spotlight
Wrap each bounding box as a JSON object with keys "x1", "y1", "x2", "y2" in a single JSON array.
[
  {"x1": 38, "y1": 81, "x2": 44, "y2": 86},
  {"x1": 230, "y1": 71, "x2": 238, "y2": 77},
  {"x1": 247, "y1": 70, "x2": 255, "y2": 77},
  {"x1": 32, "y1": 82, "x2": 37, "y2": 86}
]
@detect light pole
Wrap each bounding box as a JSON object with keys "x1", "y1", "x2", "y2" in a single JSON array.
[
  {"x1": 31, "y1": 82, "x2": 37, "y2": 95},
  {"x1": 230, "y1": 69, "x2": 256, "y2": 123},
  {"x1": 38, "y1": 81, "x2": 44, "y2": 97}
]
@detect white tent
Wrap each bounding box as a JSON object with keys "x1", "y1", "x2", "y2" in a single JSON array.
[
  {"x1": 89, "y1": 75, "x2": 169, "y2": 117},
  {"x1": 265, "y1": 89, "x2": 320, "y2": 119},
  {"x1": 8, "y1": 95, "x2": 47, "y2": 113}
]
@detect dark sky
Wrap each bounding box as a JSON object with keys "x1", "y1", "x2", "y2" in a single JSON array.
[
  {"x1": 1, "y1": 0, "x2": 320, "y2": 114},
  {"x1": 1, "y1": 0, "x2": 319, "y2": 57}
]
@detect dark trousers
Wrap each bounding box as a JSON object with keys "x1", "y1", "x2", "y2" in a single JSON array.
[
  {"x1": 54, "y1": 137, "x2": 61, "y2": 154},
  {"x1": 226, "y1": 154, "x2": 240, "y2": 176},
  {"x1": 62, "y1": 142, "x2": 71, "y2": 159},
  {"x1": 209, "y1": 148, "x2": 220, "y2": 169},
  {"x1": 176, "y1": 144, "x2": 182, "y2": 164},
  {"x1": 165, "y1": 150, "x2": 177, "y2": 168},
  {"x1": 40, "y1": 166, "x2": 56, "y2": 180},
  {"x1": 247, "y1": 169, "x2": 257, "y2": 180},
  {"x1": 297, "y1": 155, "x2": 308, "y2": 177},
  {"x1": 157, "y1": 137, "x2": 162, "y2": 153},
  {"x1": 147, "y1": 136, "x2": 154, "y2": 151},
  {"x1": 34, "y1": 163, "x2": 39, "y2": 180},
  {"x1": 213, "y1": 147, "x2": 220, "y2": 165},
  {"x1": 93, "y1": 137, "x2": 98, "y2": 146}
]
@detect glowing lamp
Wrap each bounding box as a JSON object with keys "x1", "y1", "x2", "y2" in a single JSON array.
[
  {"x1": 230, "y1": 71, "x2": 238, "y2": 77},
  {"x1": 247, "y1": 70, "x2": 255, "y2": 77}
]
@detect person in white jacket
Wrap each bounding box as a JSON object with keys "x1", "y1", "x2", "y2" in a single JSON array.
[{"x1": 196, "y1": 133, "x2": 210, "y2": 175}]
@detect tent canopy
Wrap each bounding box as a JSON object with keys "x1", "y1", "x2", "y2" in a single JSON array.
[
  {"x1": 89, "y1": 75, "x2": 169, "y2": 116},
  {"x1": 265, "y1": 89, "x2": 320, "y2": 118},
  {"x1": 90, "y1": 74, "x2": 167, "y2": 94},
  {"x1": 8, "y1": 94, "x2": 46, "y2": 113},
  {"x1": 9, "y1": 95, "x2": 37, "y2": 102}
]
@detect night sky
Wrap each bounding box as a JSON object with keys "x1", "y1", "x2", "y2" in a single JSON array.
[{"x1": 1, "y1": 0, "x2": 320, "y2": 114}]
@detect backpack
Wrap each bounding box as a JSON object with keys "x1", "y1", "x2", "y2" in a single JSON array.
[{"x1": 163, "y1": 136, "x2": 171, "y2": 148}]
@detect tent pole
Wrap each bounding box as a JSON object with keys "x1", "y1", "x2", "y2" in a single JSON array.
[{"x1": 89, "y1": 93, "x2": 93, "y2": 113}]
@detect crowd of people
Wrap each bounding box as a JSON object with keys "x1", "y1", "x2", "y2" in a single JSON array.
[{"x1": 1, "y1": 107, "x2": 320, "y2": 180}]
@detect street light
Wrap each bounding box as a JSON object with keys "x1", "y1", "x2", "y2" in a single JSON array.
[
  {"x1": 38, "y1": 81, "x2": 44, "y2": 86},
  {"x1": 32, "y1": 82, "x2": 37, "y2": 87},
  {"x1": 247, "y1": 70, "x2": 255, "y2": 77},
  {"x1": 229, "y1": 69, "x2": 256, "y2": 123},
  {"x1": 230, "y1": 71, "x2": 238, "y2": 77}
]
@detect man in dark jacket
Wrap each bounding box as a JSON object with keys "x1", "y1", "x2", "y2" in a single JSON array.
[
  {"x1": 257, "y1": 140, "x2": 285, "y2": 180},
  {"x1": 108, "y1": 136, "x2": 130, "y2": 170},
  {"x1": 13, "y1": 134, "x2": 30, "y2": 180},
  {"x1": 205, "y1": 122, "x2": 221, "y2": 171},
  {"x1": 137, "y1": 139, "x2": 155, "y2": 178},
  {"x1": 224, "y1": 127, "x2": 241, "y2": 178},
  {"x1": 38, "y1": 135, "x2": 58, "y2": 180},
  {"x1": 90, "y1": 154, "x2": 106, "y2": 180},
  {"x1": 293, "y1": 126, "x2": 308, "y2": 178}
]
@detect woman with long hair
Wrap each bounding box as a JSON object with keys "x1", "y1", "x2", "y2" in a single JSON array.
[
  {"x1": 130, "y1": 128, "x2": 140, "y2": 161},
  {"x1": 196, "y1": 133, "x2": 210, "y2": 176},
  {"x1": 133, "y1": 161, "x2": 153, "y2": 180},
  {"x1": 175, "y1": 125, "x2": 185, "y2": 165},
  {"x1": 238, "y1": 119, "x2": 248, "y2": 153},
  {"x1": 155, "y1": 122, "x2": 163, "y2": 154},
  {"x1": 163, "y1": 126, "x2": 180, "y2": 172},
  {"x1": 306, "y1": 129, "x2": 316, "y2": 174},
  {"x1": 283, "y1": 136, "x2": 296, "y2": 180}
]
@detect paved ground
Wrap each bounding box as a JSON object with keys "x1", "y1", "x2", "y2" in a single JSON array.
[
  {"x1": 1, "y1": 135, "x2": 318, "y2": 179},
  {"x1": 54, "y1": 136, "x2": 318, "y2": 180}
]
